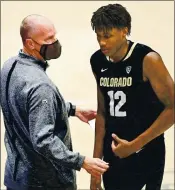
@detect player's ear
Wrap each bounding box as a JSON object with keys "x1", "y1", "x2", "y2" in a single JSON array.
[{"x1": 122, "y1": 27, "x2": 128, "y2": 37}]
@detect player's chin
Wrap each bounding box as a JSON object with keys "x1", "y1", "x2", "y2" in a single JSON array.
[{"x1": 101, "y1": 49, "x2": 110, "y2": 55}]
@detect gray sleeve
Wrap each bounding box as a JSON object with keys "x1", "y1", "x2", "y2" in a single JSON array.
[
  {"x1": 28, "y1": 83, "x2": 85, "y2": 171},
  {"x1": 65, "y1": 102, "x2": 71, "y2": 117},
  {"x1": 65, "y1": 102, "x2": 76, "y2": 117}
]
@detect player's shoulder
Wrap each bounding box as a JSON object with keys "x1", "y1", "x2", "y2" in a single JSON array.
[
  {"x1": 90, "y1": 49, "x2": 105, "y2": 65},
  {"x1": 134, "y1": 42, "x2": 154, "y2": 52},
  {"x1": 138, "y1": 42, "x2": 161, "y2": 58},
  {"x1": 90, "y1": 49, "x2": 107, "y2": 74}
]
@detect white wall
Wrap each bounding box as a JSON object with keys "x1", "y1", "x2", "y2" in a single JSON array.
[{"x1": 1, "y1": 1, "x2": 174, "y2": 189}]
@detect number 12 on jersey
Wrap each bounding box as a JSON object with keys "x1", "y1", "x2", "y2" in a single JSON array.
[{"x1": 107, "y1": 90, "x2": 127, "y2": 117}]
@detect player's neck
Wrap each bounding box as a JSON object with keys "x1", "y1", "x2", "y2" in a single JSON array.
[{"x1": 110, "y1": 40, "x2": 129, "y2": 63}]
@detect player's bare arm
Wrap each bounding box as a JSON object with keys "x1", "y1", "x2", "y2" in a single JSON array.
[
  {"x1": 112, "y1": 52, "x2": 174, "y2": 158},
  {"x1": 93, "y1": 73, "x2": 106, "y2": 159},
  {"x1": 131, "y1": 52, "x2": 174, "y2": 150},
  {"x1": 90, "y1": 73, "x2": 106, "y2": 190}
]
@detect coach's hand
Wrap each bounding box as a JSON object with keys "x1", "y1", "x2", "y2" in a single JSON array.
[
  {"x1": 111, "y1": 134, "x2": 135, "y2": 158},
  {"x1": 82, "y1": 157, "x2": 109, "y2": 179},
  {"x1": 75, "y1": 107, "x2": 97, "y2": 123},
  {"x1": 90, "y1": 176, "x2": 103, "y2": 190}
]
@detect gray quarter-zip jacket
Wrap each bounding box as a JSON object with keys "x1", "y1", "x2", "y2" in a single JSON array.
[{"x1": 0, "y1": 51, "x2": 85, "y2": 190}]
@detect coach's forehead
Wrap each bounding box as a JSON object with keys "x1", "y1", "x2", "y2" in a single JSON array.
[{"x1": 25, "y1": 15, "x2": 55, "y2": 37}]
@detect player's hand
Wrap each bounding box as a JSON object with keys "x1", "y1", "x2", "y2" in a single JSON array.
[
  {"x1": 82, "y1": 157, "x2": 109, "y2": 179},
  {"x1": 90, "y1": 176, "x2": 103, "y2": 190},
  {"x1": 111, "y1": 133, "x2": 135, "y2": 158},
  {"x1": 75, "y1": 107, "x2": 97, "y2": 123}
]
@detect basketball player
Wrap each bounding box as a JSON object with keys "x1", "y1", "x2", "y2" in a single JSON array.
[{"x1": 90, "y1": 3, "x2": 174, "y2": 190}]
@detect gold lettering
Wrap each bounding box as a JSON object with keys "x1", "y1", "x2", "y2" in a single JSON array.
[
  {"x1": 110, "y1": 78, "x2": 114, "y2": 87},
  {"x1": 122, "y1": 77, "x2": 127, "y2": 87},
  {"x1": 118, "y1": 78, "x2": 122, "y2": 87},
  {"x1": 127, "y1": 77, "x2": 132, "y2": 86},
  {"x1": 100, "y1": 77, "x2": 103, "y2": 86}
]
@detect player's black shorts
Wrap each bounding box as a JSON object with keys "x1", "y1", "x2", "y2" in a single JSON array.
[{"x1": 103, "y1": 139, "x2": 165, "y2": 190}]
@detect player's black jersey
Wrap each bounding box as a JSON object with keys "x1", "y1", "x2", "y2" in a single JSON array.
[{"x1": 90, "y1": 41, "x2": 165, "y2": 154}]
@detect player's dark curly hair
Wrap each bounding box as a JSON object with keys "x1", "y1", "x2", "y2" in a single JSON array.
[{"x1": 91, "y1": 4, "x2": 131, "y2": 35}]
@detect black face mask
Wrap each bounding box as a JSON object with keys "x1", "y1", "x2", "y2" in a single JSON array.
[{"x1": 33, "y1": 39, "x2": 62, "y2": 60}]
